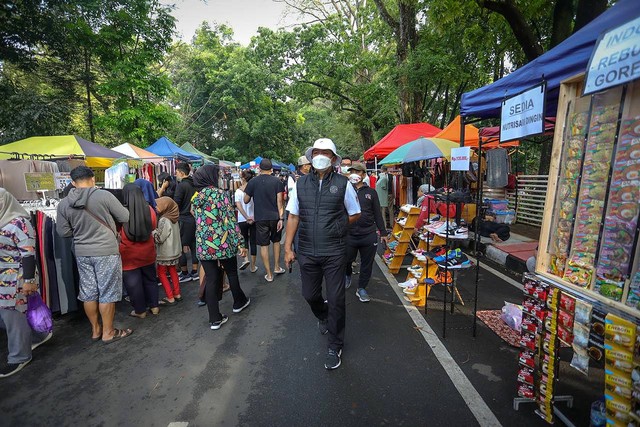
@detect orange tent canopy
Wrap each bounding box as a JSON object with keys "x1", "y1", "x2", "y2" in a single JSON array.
[{"x1": 434, "y1": 115, "x2": 480, "y2": 145}]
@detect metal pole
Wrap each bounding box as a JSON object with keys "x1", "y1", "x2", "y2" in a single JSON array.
[{"x1": 473, "y1": 134, "x2": 483, "y2": 337}]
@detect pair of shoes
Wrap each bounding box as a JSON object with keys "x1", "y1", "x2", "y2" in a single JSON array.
[
  {"x1": 324, "y1": 348, "x2": 342, "y2": 370},
  {"x1": 239, "y1": 260, "x2": 250, "y2": 270},
  {"x1": 210, "y1": 315, "x2": 229, "y2": 330},
  {"x1": 102, "y1": 328, "x2": 133, "y2": 344},
  {"x1": 178, "y1": 272, "x2": 192, "y2": 283},
  {"x1": 197, "y1": 300, "x2": 206, "y2": 307},
  {"x1": 318, "y1": 319, "x2": 329, "y2": 335},
  {"x1": 345, "y1": 275, "x2": 352, "y2": 289},
  {"x1": 232, "y1": 298, "x2": 251, "y2": 313},
  {"x1": 160, "y1": 297, "x2": 176, "y2": 306},
  {"x1": 398, "y1": 278, "x2": 417, "y2": 288},
  {"x1": 31, "y1": 332, "x2": 53, "y2": 351},
  {"x1": 129, "y1": 310, "x2": 147, "y2": 319},
  {"x1": 274, "y1": 267, "x2": 286, "y2": 275},
  {"x1": 356, "y1": 288, "x2": 370, "y2": 302},
  {"x1": 0, "y1": 358, "x2": 32, "y2": 378}
]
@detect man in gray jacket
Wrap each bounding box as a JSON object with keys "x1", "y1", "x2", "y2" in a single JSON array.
[{"x1": 56, "y1": 166, "x2": 132, "y2": 343}]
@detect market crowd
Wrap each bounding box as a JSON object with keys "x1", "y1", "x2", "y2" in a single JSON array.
[{"x1": 0, "y1": 137, "x2": 403, "y2": 375}]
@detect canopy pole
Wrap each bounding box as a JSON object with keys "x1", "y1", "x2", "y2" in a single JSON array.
[
  {"x1": 375, "y1": 155, "x2": 378, "y2": 171},
  {"x1": 457, "y1": 116, "x2": 466, "y2": 190}
]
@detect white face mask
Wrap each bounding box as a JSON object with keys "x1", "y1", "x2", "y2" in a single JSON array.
[
  {"x1": 312, "y1": 155, "x2": 332, "y2": 170},
  {"x1": 348, "y1": 174, "x2": 362, "y2": 184}
]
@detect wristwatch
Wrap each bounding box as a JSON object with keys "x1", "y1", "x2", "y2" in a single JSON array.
[{"x1": 23, "y1": 278, "x2": 37, "y2": 285}]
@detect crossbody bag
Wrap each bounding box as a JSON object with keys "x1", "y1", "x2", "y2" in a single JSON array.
[{"x1": 82, "y1": 192, "x2": 122, "y2": 244}]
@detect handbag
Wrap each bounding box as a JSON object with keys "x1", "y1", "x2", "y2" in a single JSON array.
[{"x1": 26, "y1": 293, "x2": 54, "y2": 333}]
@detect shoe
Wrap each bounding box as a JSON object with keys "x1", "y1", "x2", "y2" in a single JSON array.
[
  {"x1": 433, "y1": 248, "x2": 461, "y2": 263},
  {"x1": 239, "y1": 260, "x2": 250, "y2": 270},
  {"x1": 149, "y1": 307, "x2": 160, "y2": 315},
  {"x1": 408, "y1": 265, "x2": 422, "y2": 271},
  {"x1": 356, "y1": 288, "x2": 370, "y2": 302},
  {"x1": 318, "y1": 319, "x2": 329, "y2": 335},
  {"x1": 428, "y1": 215, "x2": 441, "y2": 223},
  {"x1": 0, "y1": 359, "x2": 32, "y2": 378},
  {"x1": 440, "y1": 252, "x2": 471, "y2": 268},
  {"x1": 345, "y1": 275, "x2": 352, "y2": 289},
  {"x1": 393, "y1": 231, "x2": 403, "y2": 239},
  {"x1": 190, "y1": 271, "x2": 199, "y2": 281},
  {"x1": 31, "y1": 332, "x2": 53, "y2": 351},
  {"x1": 197, "y1": 300, "x2": 206, "y2": 307},
  {"x1": 233, "y1": 299, "x2": 251, "y2": 313},
  {"x1": 324, "y1": 348, "x2": 342, "y2": 370},
  {"x1": 160, "y1": 297, "x2": 177, "y2": 306},
  {"x1": 210, "y1": 315, "x2": 229, "y2": 330},
  {"x1": 396, "y1": 218, "x2": 407, "y2": 226},
  {"x1": 178, "y1": 273, "x2": 191, "y2": 283},
  {"x1": 411, "y1": 249, "x2": 424, "y2": 256},
  {"x1": 426, "y1": 246, "x2": 447, "y2": 258},
  {"x1": 403, "y1": 285, "x2": 418, "y2": 295},
  {"x1": 400, "y1": 204, "x2": 412, "y2": 213},
  {"x1": 398, "y1": 278, "x2": 417, "y2": 288}
]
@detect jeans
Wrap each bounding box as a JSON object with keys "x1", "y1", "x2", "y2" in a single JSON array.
[
  {"x1": 123, "y1": 263, "x2": 159, "y2": 314},
  {"x1": 297, "y1": 253, "x2": 346, "y2": 351},
  {"x1": 201, "y1": 258, "x2": 248, "y2": 323},
  {"x1": 0, "y1": 308, "x2": 49, "y2": 364},
  {"x1": 345, "y1": 233, "x2": 378, "y2": 290}
]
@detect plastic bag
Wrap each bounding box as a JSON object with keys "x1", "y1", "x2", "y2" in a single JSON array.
[
  {"x1": 26, "y1": 294, "x2": 53, "y2": 333},
  {"x1": 501, "y1": 301, "x2": 522, "y2": 331}
]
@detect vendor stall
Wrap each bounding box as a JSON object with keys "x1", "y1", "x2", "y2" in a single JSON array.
[{"x1": 363, "y1": 122, "x2": 441, "y2": 162}]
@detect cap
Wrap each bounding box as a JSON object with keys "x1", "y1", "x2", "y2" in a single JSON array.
[
  {"x1": 305, "y1": 138, "x2": 342, "y2": 167},
  {"x1": 259, "y1": 158, "x2": 273, "y2": 170},
  {"x1": 347, "y1": 163, "x2": 366, "y2": 172},
  {"x1": 297, "y1": 155, "x2": 311, "y2": 166}
]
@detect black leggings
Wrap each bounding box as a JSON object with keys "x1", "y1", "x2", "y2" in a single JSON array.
[
  {"x1": 238, "y1": 221, "x2": 257, "y2": 256},
  {"x1": 123, "y1": 263, "x2": 159, "y2": 314},
  {"x1": 201, "y1": 258, "x2": 248, "y2": 323}
]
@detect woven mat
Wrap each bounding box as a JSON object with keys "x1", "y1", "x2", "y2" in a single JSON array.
[{"x1": 477, "y1": 310, "x2": 520, "y2": 347}]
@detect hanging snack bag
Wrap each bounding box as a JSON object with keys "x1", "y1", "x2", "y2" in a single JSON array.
[
  {"x1": 575, "y1": 299, "x2": 593, "y2": 325},
  {"x1": 520, "y1": 332, "x2": 538, "y2": 352},
  {"x1": 605, "y1": 343, "x2": 634, "y2": 373},
  {"x1": 542, "y1": 332, "x2": 558, "y2": 355},
  {"x1": 571, "y1": 344, "x2": 590, "y2": 375},
  {"x1": 522, "y1": 314, "x2": 540, "y2": 334},
  {"x1": 519, "y1": 350, "x2": 536, "y2": 369},
  {"x1": 605, "y1": 393, "x2": 632, "y2": 424},
  {"x1": 559, "y1": 293, "x2": 576, "y2": 313},
  {"x1": 558, "y1": 309, "x2": 575, "y2": 330},
  {"x1": 558, "y1": 325, "x2": 574, "y2": 345},
  {"x1": 517, "y1": 382, "x2": 535, "y2": 399},
  {"x1": 517, "y1": 366, "x2": 535, "y2": 385},
  {"x1": 547, "y1": 287, "x2": 560, "y2": 310},
  {"x1": 574, "y1": 323, "x2": 590, "y2": 348},
  {"x1": 605, "y1": 367, "x2": 633, "y2": 400},
  {"x1": 605, "y1": 314, "x2": 636, "y2": 350}
]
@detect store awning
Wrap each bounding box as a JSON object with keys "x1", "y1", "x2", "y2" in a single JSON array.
[
  {"x1": 363, "y1": 123, "x2": 441, "y2": 161},
  {"x1": 146, "y1": 136, "x2": 202, "y2": 161},
  {"x1": 0, "y1": 135, "x2": 124, "y2": 168},
  {"x1": 112, "y1": 143, "x2": 164, "y2": 163},
  {"x1": 180, "y1": 142, "x2": 220, "y2": 164},
  {"x1": 461, "y1": 0, "x2": 640, "y2": 119},
  {"x1": 434, "y1": 115, "x2": 480, "y2": 146}
]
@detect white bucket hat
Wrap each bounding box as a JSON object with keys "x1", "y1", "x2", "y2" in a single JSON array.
[{"x1": 305, "y1": 138, "x2": 342, "y2": 167}]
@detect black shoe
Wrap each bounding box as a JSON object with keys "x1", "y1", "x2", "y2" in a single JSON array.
[
  {"x1": 318, "y1": 319, "x2": 328, "y2": 335},
  {"x1": 324, "y1": 349, "x2": 342, "y2": 370},
  {"x1": 178, "y1": 273, "x2": 191, "y2": 283},
  {"x1": 210, "y1": 315, "x2": 228, "y2": 330},
  {"x1": 190, "y1": 271, "x2": 199, "y2": 281},
  {"x1": 0, "y1": 358, "x2": 31, "y2": 378},
  {"x1": 232, "y1": 299, "x2": 251, "y2": 313},
  {"x1": 31, "y1": 332, "x2": 53, "y2": 351}
]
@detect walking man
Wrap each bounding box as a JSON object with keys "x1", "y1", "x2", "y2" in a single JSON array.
[
  {"x1": 284, "y1": 138, "x2": 361, "y2": 370},
  {"x1": 244, "y1": 158, "x2": 285, "y2": 282},
  {"x1": 376, "y1": 166, "x2": 393, "y2": 229},
  {"x1": 173, "y1": 163, "x2": 198, "y2": 282},
  {"x1": 56, "y1": 166, "x2": 132, "y2": 343},
  {"x1": 345, "y1": 162, "x2": 388, "y2": 302}
]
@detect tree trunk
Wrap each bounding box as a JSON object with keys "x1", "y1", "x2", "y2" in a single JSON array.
[
  {"x1": 549, "y1": 0, "x2": 573, "y2": 48},
  {"x1": 84, "y1": 47, "x2": 95, "y2": 142},
  {"x1": 574, "y1": 0, "x2": 608, "y2": 32},
  {"x1": 538, "y1": 137, "x2": 552, "y2": 175},
  {"x1": 360, "y1": 125, "x2": 374, "y2": 150}
]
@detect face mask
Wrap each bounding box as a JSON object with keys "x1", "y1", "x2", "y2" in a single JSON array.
[
  {"x1": 341, "y1": 166, "x2": 350, "y2": 174},
  {"x1": 349, "y1": 174, "x2": 362, "y2": 184},
  {"x1": 312, "y1": 155, "x2": 332, "y2": 170}
]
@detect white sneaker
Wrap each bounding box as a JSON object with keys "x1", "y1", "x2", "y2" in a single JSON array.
[
  {"x1": 31, "y1": 332, "x2": 53, "y2": 350},
  {"x1": 398, "y1": 278, "x2": 418, "y2": 288}
]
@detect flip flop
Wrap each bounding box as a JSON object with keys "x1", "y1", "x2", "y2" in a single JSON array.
[
  {"x1": 250, "y1": 266, "x2": 258, "y2": 273},
  {"x1": 160, "y1": 297, "x2": 177, "y2": 306},
  {"x1": 102, "y1": 328, "x2": 133, "y2": 344},
  {"x1": 129, "y1": 310, "x2": 147, "y2": 319},
  {"x1": 274, "y1": 268, "x2": 286, "y2": 275},
  {"x1": 264, "y1": 274, "x2": 274, "y2": 282},
  {"x1": 239, "y1": 260, "x2": 251, "y2": 270}
]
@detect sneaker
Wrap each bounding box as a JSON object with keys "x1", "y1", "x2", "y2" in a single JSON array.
[
  {"x1": 393, "y1": 231, "x2": 403, "y2": 239},
  {"x1": 434, "y1": 248, "x2": 461, "y2": 263},
  {"x1": 426, "y1": 246, "x2": 447, "y2": 258},
  {"x1": 407, "y1": 265, "x2": 422, "y2": 271},
  {"x1": 416, "y1": 255, "x2": 427, "y2": 262},
  {"x1": 356, "y1": 288, "x2": 370, "y2": 302},
  {"x1": 190, "y1": 271, "x2": 199, "y2": 281},
  {"x1": 398, "y1": 278, "x2": 418, "y2": 288},
  {"x1": 400, "y1": 204, "x2": 413, "y2": 213},
  {"x1": 232, "y1": 299, "x2": 251, "y2": 313},
  {"x1": 396, "y1": 218, "x2": 407, "y2": 226},
  {"x1": 455, "y1": 226, "x2": 469, "y2": 236},
  {"x1": 428, "y1": 215, "x2": 441, "y2": 223},
  {"x1": 0, "y1": 359, "x2": 31, "y2": 378},
  {"x1": 31, "y1": 332, "x2": 53, "y2": 351},
  {"x1": 210, "y1": 315, "x2": 229, "y2": 330},
  {"x1": 318, "y1": 319, "x2": 329, "y2": 335},
  {"x1": 324, "y1": 348, "x2": 342, "y2": 370},
  {"x1": 178, "y1": 272, "x2": 192, "y2": 283},
  {"x1": 345, "y1": 275, "x2": 352, "y2": 289},
  {"x1": 197, "y1": 300, "x2": 206, "y2": 307}
]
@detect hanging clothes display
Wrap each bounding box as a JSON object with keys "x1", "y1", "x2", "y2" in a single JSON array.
[
  {"x1": 0, "y1": 160, "x2": 60, "y2": 201},
  {"x1": 486, "y1": 148, "x2": 509, "y2": 188}
]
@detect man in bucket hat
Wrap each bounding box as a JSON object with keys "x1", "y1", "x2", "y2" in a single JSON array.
[{"x1": 284, "y1": 138, "x2": 361, "y2": 370}]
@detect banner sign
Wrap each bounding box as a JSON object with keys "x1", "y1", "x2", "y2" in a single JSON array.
[
  {"x1": 584, "y1": 16, "x2": 640, "y2": 95},
  {"x1": 54, "y1": 172, "x2": 72, "y2": 191},
  {"x1": 450, "y1": 147, "x2": 471, "y2": 171},
  {"x1": 500, "y1": 83, "x2": 546, "y2": 143},
  {"x1": 24, "y1": 172, "x2": 55, "y2": 192}
]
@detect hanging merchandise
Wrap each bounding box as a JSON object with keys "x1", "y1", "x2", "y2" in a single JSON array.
[{"x1": 486, "y1": 148, "x2": 509, "y2": 188}]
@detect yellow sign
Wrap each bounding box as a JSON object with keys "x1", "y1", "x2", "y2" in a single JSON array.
[{"x1": 24, "y1": 172, "x2": 55, "y2": 192}]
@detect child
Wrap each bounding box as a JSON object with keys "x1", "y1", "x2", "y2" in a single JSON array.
[{"x1": 154, "y1": 197, "x2": 182, "y2": 304}]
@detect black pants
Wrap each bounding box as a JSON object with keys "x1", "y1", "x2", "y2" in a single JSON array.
[
  {"x1": 345, "y1": 233, "x2": 378, "y2": 290},
  {"x1": 238, "y1": 221, "x2": 257, "y2": 256},
  {"x1": 179, "y1": 217, "x2": 197, "y2": 270},
  {"x1": 123, "y1": 263, "x2": 159, "y2": 314},
  {"x1": 297, "y1": 253, "x2": 346, "y2": 351},
  {"x1": 201, "y1": 258, "x2": 248, "y2": 323}
]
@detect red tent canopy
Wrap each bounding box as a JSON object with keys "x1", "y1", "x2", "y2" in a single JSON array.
[{"x1": 363, "y1": 123, "x2": 441, "y2": 161}]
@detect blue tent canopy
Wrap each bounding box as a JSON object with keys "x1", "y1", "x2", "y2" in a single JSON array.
[
  {"x1": 461, "y1": 0, "x2": 640, "y2": 119},
  {"x1": 240, "y1": 156, "x2": 286, "y2": 171},
  {"x1": 146, "y1": 136, "x2": 202, "y2": 161}
]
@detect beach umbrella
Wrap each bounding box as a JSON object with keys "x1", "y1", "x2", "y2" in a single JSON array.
[{"x1": 379, "y1": 137, "x2": 459, "y2": 165}]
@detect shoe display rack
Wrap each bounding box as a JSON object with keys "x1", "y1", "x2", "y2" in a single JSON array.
[{"x1": 383, "y1": 205, "x2": 420, "y2": 274}]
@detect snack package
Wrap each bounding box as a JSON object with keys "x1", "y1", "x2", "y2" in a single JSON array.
[
  {"x1": 517, "y1": 381, "x2": 535, "y2": 399},
  {"x1": 605, "y1": 367, "x2": 633, "y2": 400},
  {"x1": 574, "y1": 323, "x2": 590, "y2": 348},
  {"x1": 559, "y1": 293, "x2": 576, "y2": 313},
  {"x1": 589, "y1": 333, "x2": 606, "y2": 362},
  {"x1": 605, "y1": 314, "x2": 637, "y2": 349},
  {"x1": 545, "y1": 312, "x2": 558, "y2": 333},
  {"x1": 522, "y1": 314, "x2": 540, "y2": 334},
  {"x1": 517, "y1": 366, "x2": 535, "y2": 385},
  {"x1": 519, "y1": 350, "x2": 536, "y2": 369},
  {"x1": 547, "y1": 287, "x2": 560, "y2": 310},
  {"x1": 542, "y1": 332, "x2": 558, "y2": 355},
  {"x1": 594, "y1": 276, "x2": 625, "y2": 302},
  {"x1": 575, "y1": 299, "x2": 593, "y2": 325},
  {"x1": 571, "y1": 344, "x2": 590, "y2": 375},
  {"x1": 593, "y1": 309, "x2": 607, "y2": 336},
  {"x1": 558, "y1": 309, "x2": 575, "y2": 330},
  {"x1": 542, "y1": 353, "x2": 557, "y2": 377},
  {"x1": 523, "y1": 297, "x2": 548, "y2": 321},
  {"x1": 626, "y1": 271, "x2": 640, "y2": 310},
  {"x1": 605, "y1": 343, "x2": 634, "y2": 373},
  {"x1": 520, "y1": 332, "x2": 538, "y2": 351},
  {"x1": 539, "y1": 373, "x2": 555, "y2": 397},
  {"x1": 605, "y1": 393, "x2": 632, "y2": 424},
  {"x1": 558, "y1": 325, "x2": 574, "y2": 345},
  {"x1": 524, "y1": 280, "x2": 549, "y2": 301}
]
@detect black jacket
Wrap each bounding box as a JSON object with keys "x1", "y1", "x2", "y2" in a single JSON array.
[
  {"x1": 348, "y1": 183, "x2": 388, "y2": 237},
  {"x1": 173, "y1": 176, "x2": 196, "y2": 220}
]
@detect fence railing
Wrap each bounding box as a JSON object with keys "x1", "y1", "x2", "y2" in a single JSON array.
[{"x1": 483, "y1": 175, "x2": 549, "y2": 228}]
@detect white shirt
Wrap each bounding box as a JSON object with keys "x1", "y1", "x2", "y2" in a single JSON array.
[
  {"x1": 286, "y1": 178, "x2": 361, "y2": 216},
  {"x1": 234, "y1": 188, "x2": 254, "y2": 222}
]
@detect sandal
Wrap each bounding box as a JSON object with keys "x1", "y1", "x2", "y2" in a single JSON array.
[
  {"x1": 91, "y1": 327, "x2": 102, "y2": 342},
  {"x1": 129, "y1": 310, "x2": 147, "y2": 319},
  {"x1": 264, "y1": 274, "x2": 274, "y2": 282},
  {"x1": 149, "y1": 307, "x2": 160, "y2": 315},
  {"x1": 175, "y1": 295, "x2": 183, "y2": 302},
  {"x1": 250, "y1": 266, "x2": 258, "y2": 273},
  {"x1": 102, "y1": 328, "x2": 133, "y2": 344},
  {"x1": 161, "y1": 297, "x2": 176, "y2": 306},
  {"x1": 274, "y1": 267, "x2": 286, "y2": 275}
]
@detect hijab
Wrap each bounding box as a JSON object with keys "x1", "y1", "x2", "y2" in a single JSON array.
[
  {"x1": 0, "y1": 188, "x2": 29, "y2": 229},
  {"x1": 155, "y1": 197, "x2": 179, "y2": 224},
  {"x1": 122, "y1": 184, "x2": 152, "y2": 242},
  {"x1": 193, "y1": 164, "x2": 219, "y2": 190},
  {"x1": 134, "y1": 179, "x2": 158, "y2": 210}
]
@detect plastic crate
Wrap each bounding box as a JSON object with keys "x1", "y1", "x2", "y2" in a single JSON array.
[
  {"x1": 491, "y1": 209, "x2": 516, "y2": 224},
  {"x1": 484, "y1": 198, "x2": 509, "y2": 211}
]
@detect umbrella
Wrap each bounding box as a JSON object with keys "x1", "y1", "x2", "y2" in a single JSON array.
[{"x1": 379, "y1": 137, "x2": 460, "y2": 165}]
